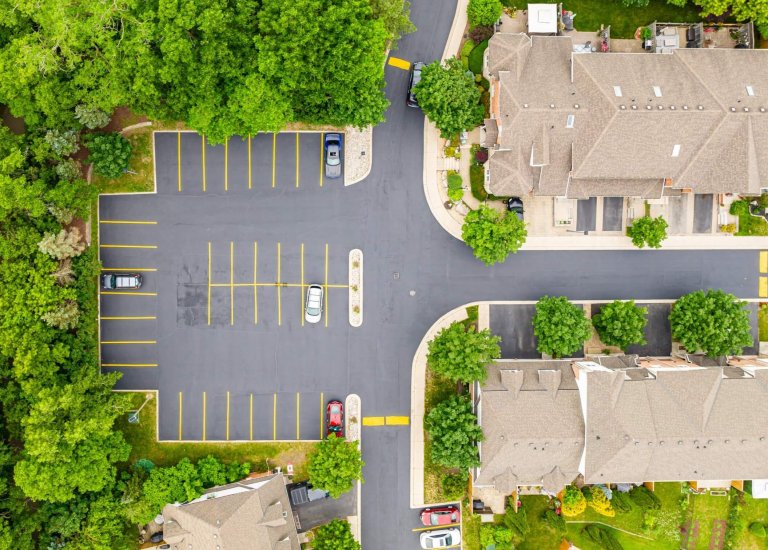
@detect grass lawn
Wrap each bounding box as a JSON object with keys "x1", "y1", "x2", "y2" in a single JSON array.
[
  {"x1": 469, "y1": 40, "x2": 489, "y2": 75},
  {"x1": 117, "y1": 392, "x2": 316, "y2": 480},
  {"x1": 735, "y1": 490, "x2": 768, "y2": 550},
  {"x1": 518, "y1": 496, "x2": 565, "y2": 550},
  {"x1": 759, "y1": 305, "x2": 768, "y2": 342},
  {"x1": 685, "y1": 491, "x2": 730, "y2": 550},
  {"x1": 736, "y1": 212, "x2": 768, "y2": 236},
  {"x1": 462, "y1": 501, "x2": 482, "y2": 549},
  {"x1": 562, "y1": 0, "x2": 704, "y2": 38},
  {"x1": 423, "y1": 367, "x2": 460, "y2": 503}
]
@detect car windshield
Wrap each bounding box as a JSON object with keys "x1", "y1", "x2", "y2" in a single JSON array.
[
  {"x1": 331, "y1": 405, "x2": 340, "y2": 414},
  {"x1": 307, "y1": 306, "x2": 320, "y2": 315}
]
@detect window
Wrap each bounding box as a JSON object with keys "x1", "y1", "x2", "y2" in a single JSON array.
[
  {"x1": 566, "y1": 114, "x2": 575, "y2": 128},
  {"x1": 613, "y1": 86, "x2": 622, "y2": 97},
  {"x1": 672, "y1": 144, "x2": 681, "y2": 157},
  {"x1": 653, "y1": 86, "x2": 662, "y2": 97}
]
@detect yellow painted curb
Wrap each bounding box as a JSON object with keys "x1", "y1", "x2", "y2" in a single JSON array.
[
  {"x1": 362, "y1": 416, "x2": 385, "y2": 426},
  {"x1": 760, "y1": 251, "x2": 768, "y2": 274},
  {"x1": 388, "y1": 57, "x2": 411, "y2": 70},
  {"x1": 386, "y1": 416, "x2": 410, "y2": 425},
  {"x1": 760, "y1": 277, "x2": 768, "y2": 298}
]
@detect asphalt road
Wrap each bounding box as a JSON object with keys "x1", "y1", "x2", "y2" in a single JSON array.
[{"x1": 98, "y1": 1, "x2": 762, "y2": 548}]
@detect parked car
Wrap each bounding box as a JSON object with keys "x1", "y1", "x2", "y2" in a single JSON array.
[
  {"x1": 419, "y1": 528, "x2": 461, "y2": 549},
  {"x1": 506, "y1": 197, "x2": 524, "y2": 221},
  {"x1": 324, "y1": 133, "x2": 342, "y2": 179},
  {"x1": 100, "y1": 273, "x2": 143, "y2": 290},
  {"x1": 305, "y1": 284, "x2": 324, "y2": 324},
  {"x1": 420, "y1": 506, "x2": 460, "y2": 526},
  {"x1": 326, "y1": 400, "x2": 344, "y2": 437},
  {"x1": 407, "y1": 62, "x2": 425, "y2": 107}
]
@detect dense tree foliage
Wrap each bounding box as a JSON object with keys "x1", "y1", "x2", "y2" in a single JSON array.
[
  {"x1": 427, "y1": 321, "x2": 501, "y2": 383},
  {"x1": 533, "y1": 296, "x2": 592, "y2": 358},
  {"x1": 425, "y1": 395, "x2": 483, "y2": 469},
  {"x1": 462, "y1": 205, "x2": 527, "y2": 265},
  {"x1": 592, "y1": 300, "x2": 648, "y2": 351},
  {"x1": 308, "y1": 437, "x2": 365, "y2": 499},
  {"x1": 670, "y1": 289, "x2": 753, "y2": 357},
  {"x1": 85, "y1": 133, "x2": 132, "y2": 179},
  {"x1": 667, "y1": 0, "x2": 768, "y2": 38},
  {"x1": 467, "y1": 0, "x2": 503, "y2": 26},
  {"x1": 562, "y1": 485, "x2": 587, "y2": 516},
  {"x1": 628, "y1": 215, "x2": 668, "y2": 249},
  {"x1": 314, "y1": 519, "x2": 361, "y2": 550}
]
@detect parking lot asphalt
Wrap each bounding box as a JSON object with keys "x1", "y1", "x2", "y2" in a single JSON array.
[{"x1": 99, "y1": 2, "x2": 764, "y2": 547}]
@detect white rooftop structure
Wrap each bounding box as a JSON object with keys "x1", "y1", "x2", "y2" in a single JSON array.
[{"x1": 527, "y1": 4, "x2": 558, "y2": 35}]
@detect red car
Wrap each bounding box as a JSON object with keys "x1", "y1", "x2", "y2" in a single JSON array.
[
  {"x1": 326, "y1": 400, "x2": 344, "y2": 438},
  {"x1": 420, "y1": 506, "x2": 460, "y2": 526}
]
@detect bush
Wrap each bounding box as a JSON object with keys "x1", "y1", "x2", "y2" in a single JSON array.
[
  {"x1": 503, "y1": 504, "x2": 530, "y2": 539},
  {"x1": 542, "y1": 508, "x2": 566, "y2": 533},
  {"x1": 480, "y1": 524, "x2": 513, "y2": 548},
  {"x1": 562, "y1": 485, "x2": 587, "y2": 517},
  {"x1": 629, "y1": 486, "x2": 661, "y2": 510},
  {"x1": 749, "y1": 522, "x2": 766, "y2": 537},
  {"x1": 462, "y1": 204, "x2": 527, "y2": 265},
  {"x1": 314, "y1": 519, "x2": 360, "y2": 550},
  {"x1": 533, "y1": 296, "x2": 592, "y2": 358},
  {"x1": 583, "y1": 524, "x2": 624, "y2": 550},
  {"x1": 468, "y1": 0, "x2": 503, "y2": 26},
  {"x1": 468, "y1": 40, "x2": 489, "y2": 75},
  {"x1": 86, "y1": 132, "x2": 132, "y2": 178},
  {"x1": 75, "y1": 105, "x2": 111, "y2": 129},
  {"x1": 592, "y1": 300, "x2": 648, "y2": 351},
  {"x1": 460, "y1": 39, "x2": 476, "y2": 69},
  {"x1": 441, "y1": 473, "x2": 467, "y2": 499},
  {"x1": 425, "y1": 395, "x2": 483, "y2": 468},
  {"x1": 426, "y1": 320, "x2": 500, "y2": 383},
  {"x1": 469, "y1": 25, "x2": 494, "y2": 43},
  {"x1": 628, "y1": 215, "x2": 668, "y2": 249},
  {"x1": 719, "y1": 223, "x2": 736, "y2": 233},
  {"x1": 587, "y1": 486, "x2": 615, "y2": 517},
  {"x1": 729, "y1": 200, "x2": 749, "y2": 216},
  {"x1": 475, "y1": 148, "x2": 489, "y2": 164},
  {"x1": 470, "y1": 164, "x2": 487, "y2": 201},
  {"x1": 611, "y1": 490, "x2": 633, "y2": 513}
]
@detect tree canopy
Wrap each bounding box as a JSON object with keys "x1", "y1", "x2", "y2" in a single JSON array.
[
  {"x1": 308, "y1": 437, "x2": 364, "y2": 499},
  {"x1": 533, "y1": 296, "x2": 592, "y2": 358},
  {"x1": 628, "y1": 216, "x2": 668, "y2": 249},
  {"x1": 414, "y1": 57, "x2": 484, "y2": 139},
  {"x1": 427, "y1": 321, "x2": 501, "y2": 383},
  {"x1": 592, "y1": 300, "x2": 648, "y2": 351},
  {"x1": 462, "y1": 205, "x2": 527, "y2": 265},
  {"x1": 670, "y1": 289, "x2": 753, "y2": 357},
  {"x1": 314, "y1": 519, "x2": 361, "y2": 550},
  {"x1": 425, "y1": 395, "x2": 483, "y2": 469},
  {"x1": 467, "y1": 0, "x2": 503, "y2": 26}
]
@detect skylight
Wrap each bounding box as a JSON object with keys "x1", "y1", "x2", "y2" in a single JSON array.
[
  {"x1": 746, "y1": 85, "x2": 755, "y2": 97},
  {"x1": 566, "y1": 115, "x2": 575, "y2": 128},
  {"x1": 613, "y1": 86, "x2": 622, "y2": 97},
  {"x1": 672, "y1": 144, "x2": 681, "y2": 157},
  {"x1": 653, "y1": 86, "x2": 662, "y2": 97}
]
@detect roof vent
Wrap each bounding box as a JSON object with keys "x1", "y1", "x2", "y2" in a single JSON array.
[
  {"x1": 613, "y1": 86, "x2": 623, "y2": 97},
  {"x1": 697, "y1": 105, "x2": 703, "y2": 110},
  {"x1": 566, "y1": 114, "x2": 575, "y2": 128},
  {"x1": 747, "y1": 85, "x2": 755, "y2": 96},
  {"x1": 670, "y1": 105, "x2": 676, "y2": 110},
  {"x1": 761, "y1": 107, "x2": 766, "y2": 112},
  {"x1": 730, "y1": 107, "x2": 736, "y2": 112},
  {"x1": 620, "y1": 105, "x2": 626, "y2": 110},
  {"x1": 725, "y1": 439, "x2": 730, "y2": 444},
  {"x1": 683, "y1": 105, "x2": 689, "y2": 110},
  {"x1": 523, "y1": 103, "x2": 529, "y2": 108},
  {"x1": 672, "y1": 144, "x2": 681, "y2": 157},
  {"x1": 659, "y1": 440, "x2": 665, "y2": 446},
  {"x1": 631, "y1": 105, "x2": 638, "y2": 110},
  {"x1": 549, "y1": 103, "x2": 555, "y2": 109},
  {"x1": 744, "y1": 107, "x2": 750, "y2": 112},
  {"x1": 653, "y1": 86, "x2": 662, "y2": 97},
  {"x1": 574, "y1": 103, "x2": 580, "y2": 109},
  {"x1": 646, "y1": 105, "x2": 652, "y2": 110},
  {"x1": 678, "y1": 440, "x2": 683, "y2": 445},
  {"x1": 658, "y1": 105, "x2": 663, "y2": 110}
]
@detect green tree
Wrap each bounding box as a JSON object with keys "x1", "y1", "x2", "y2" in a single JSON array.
[
  {"x1": 667, "y1": 0, "x2": 768, "y2": 38},
  {"x1": 308, "y1": 437, "x2": 364, "y2": 499},
  {"x1": 467, "y1": 0, "x2": 503, "y2": 26},
  {"x1": 314, "y1": 519, "x2": 361, "y2": 550},
  {"x1": 426, "y1": 321, "x2": 500, "y2": 383},
  {"x1": 414, "y1": 57, "x2": 484, "y2": 138},
  {"x1": 38, "y1": 228, "x2": 86, "y2": 260},
  {"x1": 592, "y1": 300, "x2": 648, "y2": 351},
  {"x1": 628, "y1": 215, "x2": 668, "y2": 249},
  {"x1": 562, "y1": 485, "x2": 587, "y2": 516},
  {"x1": 41, "y1": 300, "x2": 80, "y2": 330},
  {"x1": 533, "y1": 296, "x2": 592, "y2": 358},
  {"x1": 670, "y1": 289, "x2": 753, "y2": 357},
  {"x1": 85, "y1": 133, "x2": 132, "y2": 179},
  {"x1": 371, "y1": 0, "x2": 416, "y2": 46},
  {"x1": 481, "y1": 523, "x2": 513, "y2": 549},
  {"x1": 425, "y1": 395, "x2": 483, "y2": 469},
  {"x1": 75, "y1": 105, "x2": 111, "y2": 129},
  {"x1": 462, "y1": 205, "x2": 527, "y2": 265}
]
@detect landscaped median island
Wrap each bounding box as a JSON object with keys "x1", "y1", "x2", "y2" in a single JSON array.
[{"x1": 348, "y1": 249, "x2": 363, "y2": 327}]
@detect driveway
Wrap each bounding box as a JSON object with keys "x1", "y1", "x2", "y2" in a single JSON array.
[{"x1": 489, "y1": 304, "x2": 539, "y2": 359}]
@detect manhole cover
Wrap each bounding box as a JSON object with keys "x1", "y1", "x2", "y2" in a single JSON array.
[{"x1": 393, "y1": 272, "x2": 400, "y2": 280}]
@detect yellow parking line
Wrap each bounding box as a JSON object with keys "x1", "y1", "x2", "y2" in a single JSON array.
[
  {"x1": 388, "y1": 56, "x2": 411, "y2": 70},
  {"x1": 100, "y1": 316, "x2": 156, "y2": 320},
  {"x1": 253, "y1": 241, "x2": 258, "y2": 324},
  {"x1": 320, "y1": 392, "x2": 324, "y2": 439},
  {"x1": 295, "y1": 133, "x2": 300, "y2": 188},
  {"x1": 101, "y1": 291, "x2": 157, "y2": 296},
  {"x1": 101, "y1": 267, "x2": 157, "y2": 272},
  {"x1": 301, "y1": 243, "x2": 305, "y2": 327},
  {"x1": 324, "y1": 244, "x2": 329, "y2": 328},
  {"x1": 201, "y1": 134, "x2": 207, "y2": 192},
  {"x1": 362, "y1": 416, "x2": 385, "y2": 426},
  {"x1": 99, "y1": 220, "x2": 157, "y2": 225},
  {"x1": 296, "y1": 392, "x2": 300, "y2": 440},
  {"x1": 386, "y1": 416, "x2": 410, "y2": 425},
  {"x1": 250, "y1": 393, "x2": 254, "y2": 440},
  {"x1": 202, "y1": 391, "x2": 207, "y2": 441},
  {"x1": 207, "y1": 242, "x2": 212, "y2": 326},
  {"x1": 177, "y1": 131, "x2": 182, "y2": 192},
  {"x1": 411, "y1": 524, "x2": 460, "y2": 532},
  {"x1": 272, "y1": 133, "x2": 277, "y2": 188},
  {"x1": 230, "y1": 241, "x2": 234, "y2": 326},
  {"x1": 277, "y1": 242, "x2": 282, "y2": 326},
  {"x1": 101, "y1": 363, "x2": 157, "y2": 368},
  {"x1": 760, "y1": 251, "x2": 768, "y2": 273},
  {"x1": 273, "y1": 393, "x2": 277, "y2": 441},
  {"x1": 178, "y1": 392, "x2": 183, "y2": 440},
  {"x1": 224, "y1": 138, "x2": 229, "y2": 191},
  {"x1": 248, "y1": 135, "x2": 253, "y2": 189},
  {"x1": 100, "y1": 244, "x2": 157, "y2": 249},
  {"x1": 226, "y1": 391, "x2": 231, "y2": 441},
  {"x1": 320, "y1": 133, "x2": 324, "y2": 187},
  {"x1": 101, "y1": 340, "x2": 156, "y2": 345},
  {"x1": 760, "y1": 276, "x2": 768, "y2": 298}
]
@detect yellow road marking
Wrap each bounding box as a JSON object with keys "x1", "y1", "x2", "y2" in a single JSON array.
[
  {"x1": 272, "y1": 133, "x2": 277, "y2": 188},
  {"x1": 100, "y1": 316, "x2": 156, "y2": 320},
  {"x1": 101, "y1": 291, "x2": 157, "y2": 296},
  {"x1": 226, "y1": 391, "x2": 231, "y2": 441},
  {"x1": 253, "y1": 241, "x2": 258, "y2": 324},
  {"x1": 207, "y1": 242, "x2": 212, "y2": 326},
  {"x1": 224, "y1": 138, "x2": 229, "y2": 191},
  {"x1": 211, "y1": 282, "x2": 348, "y2": 288},
  {"x1": 99, "y1": 220, "x2": 157, "y2": 225},
  {"x1": 386, "y1": 416, "x2": 410, "y2": 425},
  {"x1": 248, "y1": 134, "x2": 252, "y2": 189},
  {"x1": 100, "y1": 244, "x2": 157, "y2": 249},
  {"x1": 760, "y1": 251, "x2": 768, "y2": 273},
  {"x1": 295, "y1": 133, "x2": 300, "y2": 188},
  {"x1": 273, "y1": 393, "x2": 277, "y2": 441},
  {"x1": 320, "y1": 132, "x2": 324, "y2": 187},
  {"x1": 101, "y1": 340, "x2": 157, "y2": 345},
  {"x1": 296, "y1": 392, "x2": 300, "y2": 440},
  {"x1": 760, "y1": 276, "x2": 768, "y2": 298},
  {"x1": 101, "y1": 267, "x2": 157, "y2": 272},
  {"x1": 202, "y1": 134, "x2": 207, "y2": 192},
  {"x1": 202, "y1": 391, "x2": 207, "y2": 441},
  {"x1": 411, "y1": 524, "x2": 461, "y2": 532},
  {"x1": 277, "y1": 242, "x2": 282, "y2": 326},
  {"x1": 324, "y1": 244, "x2": 329, "y2": 328},
  {"x1": 230, "y1": 241, "x2": 234, "y2": 326},
  {"x1": 320, "y1": 392, "x2": 324, "y2": 439},
  {"x1": 250, "y1": 393, "x2": 254, "y2": 440},
  {"x1": 101, "y1": 363, "x2": 157, "y2": 367},
  {"x1": 362, "y1": 416, "x2": 385, "y2": 426},
  {"x1": 388, "y1": 56, "x2": 411, "y2": 70},
  {"x1": 301, "y1": 243, "x2": 305, "y2": 327},
  {"x1": 177, "y1": 131, "x2": 182, "y2": 192},
  {"x1": 178, "y1": 392, "x2": 183, "y2": 440}
]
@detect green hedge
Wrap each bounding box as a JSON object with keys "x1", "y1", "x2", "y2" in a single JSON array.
[
  {"x1": 470, "y1": 164, "x2": 487, "y2": 201},
  {"x1": 468, "y1": 40, "x2": 489, "y2": 75}
]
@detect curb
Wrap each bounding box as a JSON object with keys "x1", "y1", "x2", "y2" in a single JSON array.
[
  {"x1": 120, "y1": 121, "x2": 154, "y2": 134},
  {"x1": 345, "y1": 393, "x2": 362, "y2": 544},
  {"x1": 344, "y1": 126, "x2": 373, "y2": 186}
]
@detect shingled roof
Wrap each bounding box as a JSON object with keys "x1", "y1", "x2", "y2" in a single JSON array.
[
  {"x1": 162, "y1": 474, "x2": 300, "y2": 550},
  {"x1": 486, "y1": 34, "x2": 768, "y2": 198}
]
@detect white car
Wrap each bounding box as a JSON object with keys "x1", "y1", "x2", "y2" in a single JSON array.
[
  {"x1": 420, "y1": 527, "x2": 460, "y2": 549},
  {"x1": 305, "y1": 284, "x2": 324, "y2": 324}
]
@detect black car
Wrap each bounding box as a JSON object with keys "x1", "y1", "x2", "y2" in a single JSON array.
[
  {"x1": 407, "y1": 62, "x2": 425, "y2": 107},
  {"x1": 507, "y1": 197, "x2": 524, "y2": 221}
]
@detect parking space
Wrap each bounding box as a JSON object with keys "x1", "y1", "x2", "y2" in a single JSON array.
[
  {"x1": 489, "y1": 304, "x2": 540, "y2": 359},
  {"x1": 155, "y1": 131, "x2": 341, "y2": 195}
]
